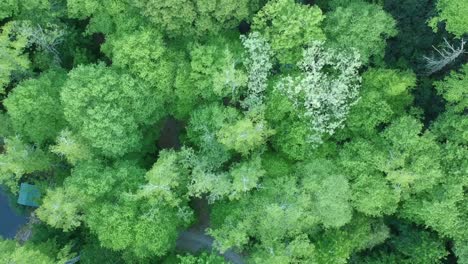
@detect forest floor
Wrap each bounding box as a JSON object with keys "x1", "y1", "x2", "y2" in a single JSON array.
[{"x1": 176, "y1": 229, "x2": 245, "y2": 264}]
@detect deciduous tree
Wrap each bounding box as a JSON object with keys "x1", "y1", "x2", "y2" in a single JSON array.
[
  {"x1": 324, "y1": 1, "x2": 397, "y2": 64},
  {"x1": 4, "y1": 70, "x2": 67, "y2": 144},
  {"x1": 252, "y1": 0, "x2": 325, "y2": 64},
  {"x1": 61, "y1": 64, "x2": 165, "y2": 157}
]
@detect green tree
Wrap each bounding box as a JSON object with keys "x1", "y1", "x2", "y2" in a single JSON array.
[
  {"x1": 313, "y1": 214, "x2": 390, "y2": 263},
  {"x1": 186, "y1": 103, "x2": 240, "y2": 170},
  {"x1": 340, "y1": 116, "x2": 443, "y2": 216},
  {"x1": 396, "y1": 64, "x2": 468, "y2": 243},
  {"x1": 343, "y1": 68, "x2": 416, "y2": 137},
  {"x1": 0, "y1": 0, "x2": 18, "y2": 19},
  {"x1": 382, "y1": 116, "x2": 442, "y2": 194},
  {"x1": 265, "y1": 87, "x2": 316, "y2": 161},
  {"x1": 403, "y1": 124, "x2": 466, "y2": 243},
  {"x1": 137, "y1": 150, "x2": 190, "y2": 207},
  {"x1": 209, "y1": 175, "x2": 310, "y2": 253},
  {"x1": 36, "y1": 187, "x2": 83, "y2": 232},
  {"x1": 80, "y1": 239, "x2": 124, "y2": 264},
  {"x1": 130, "y1": 0, "x2": 262, "y2": 37},
  {"x1": 0, "y1": 0, "x2": 52, "y2": 21},
  {"x1": 434, "y1": 63, "x2": 467, "y2": 113},
  {"x1": 50, "y1": 130, "x2": 93, "y2": 165},
  {"x1": 354, "y1": 223, "x2": 448, "y2": 264},
  {"x1": 61, "y1": 64, "x2": 165, "y2": 157},
  {"x1": 217, "y1": 115, "x2": 274, "y2": 156},
  {"x1": 228, "y1": 156, "x2": 265, "y2": 200},
  {"x1": 66, "y1": 0, "x2": 129, "y2": 20},
  {"x1": 0, "y1": 239, "x2": 55, "y2": 264},
  {"x1": 0, "y1": 113, "x2": 14, "y2": 138},
  {"x1": 324, "y1": 1, "x2": 397, "y2": 64},
  {"x1": 430, "y1": 0, "x2": 468, "y2": 37},
  {"x1": 298, "y1": 160, "x2": 353, "y2": 228},
  {"x1": 0, "y1": 136, "x2": 51, "y2": 192},
  {"x1": 4, "y1": 70, "x2": 67, "y2": 144},
  {"x1": 252, "y1": 0, "x2": 325, "y2": 64},
  {"x1": 36, "y1": 161, "x2": 140, "y2": 232},
  {"x1": 455, "y1": 240, "x2": 468, "y2": 264},
  {"x1": 173, "y1": 35, "x2": 246, "y2": 119},
  {"x1": 0, "y1": 22, "x2": 30, "y2": 94}
]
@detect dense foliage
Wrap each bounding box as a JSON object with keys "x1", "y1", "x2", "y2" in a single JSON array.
[{"x1": 0, "y1": 0, "x2": 466, "y2": 263}]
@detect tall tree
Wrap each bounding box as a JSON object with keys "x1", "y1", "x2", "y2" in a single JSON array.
[
  {"x1": 252, "y1": 0, "x2": 325, "y2": 64},
  {"x1": 430, "y1": 0, "x2": 468, "y2": 38},
  {"x1": 4, "y1": 70, "x2": 67, "y2": 144},
  {"x1": 61, "y1": 64, "x2": 165, "y2": 157},
  {"x1": 130, "y1": 0, "x2": 262, "y2": 37},
  {"x1": 324, "y1": 0, "x2": 397, "y2": 64}
]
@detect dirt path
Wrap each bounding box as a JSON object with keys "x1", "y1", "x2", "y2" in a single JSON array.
[
  {"x1": 159, "y1": 118, "x2": 245, "y2": 263},
  {"x1": 176, "y1": 230, "x2": 245, "y2": 264},
  {"x1": 175, "y1": 197, "x2": 245, "y2": 264}
]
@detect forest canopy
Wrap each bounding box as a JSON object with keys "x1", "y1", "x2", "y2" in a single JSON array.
[{"x1": 0, "y1": 0, "x2": 466, "y2": 263}]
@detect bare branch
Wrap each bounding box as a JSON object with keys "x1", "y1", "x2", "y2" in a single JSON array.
[{"x1": 423, "y1": 38, "x2": 466, "y2": 75}]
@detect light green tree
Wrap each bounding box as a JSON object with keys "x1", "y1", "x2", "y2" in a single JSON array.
[
  {"x1": 434, "y1": 63, "x2": 467, "y2": 113},
  {"x1": 430, "y1": 0, "x2": 468, "y2": 37},
  {"x1": 4, "y1": 70, "x2": 67, "y2": 144},
  {"x1": 86, "y1": 199, "x2": 188, "y2": 258},
  {"x1": 36, "y1": 187, "x2": 83, "y2": 232},
  {"x1": 103, "y1": 27, "x2": 176, "y2": 103},
  {"x1": 0, "y1": 136, "x2": 51, "y2": 192},
  {"x1": 50, "y1": 130, "x2": 93, "y2": 165},
  {"x1": 186, "y1": 103, "x2": 240, "y2": 170},
  {"x1": 298, "y1": 160, "x2": 353, "y2": 228},
  {"x1": 228, "y1": 156, "x2": 265, "y2": 200},
  {"x1": 0, "y1": 22, "x2": 30, "y2": 94},
  {"x1": 217, "y1": 116, "x2": 274, "y2": 156},
  {"x1": 0, "y1": 239, "x2": 55, "y2": 264},
  {"x1": 176, "y1": 252, "x2": 226, "y2": 264},
  {"x1": 138, "y1": 150, "x2": 190, "y2": 207},
  {"x1": 340, "y1": 116, "x2": 443, "y2": 216},
  {"x1": 250, "y1": 234, "x2": 318, "y2": 263}
]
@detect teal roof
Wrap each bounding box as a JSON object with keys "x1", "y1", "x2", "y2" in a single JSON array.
[{"x1": 17, "y1": 183, "x2": 40, "y2": 207}]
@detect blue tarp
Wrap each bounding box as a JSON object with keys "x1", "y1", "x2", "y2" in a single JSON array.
[{"x1": 17, "y1": 183, "x2": 40, "y2": 207}]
